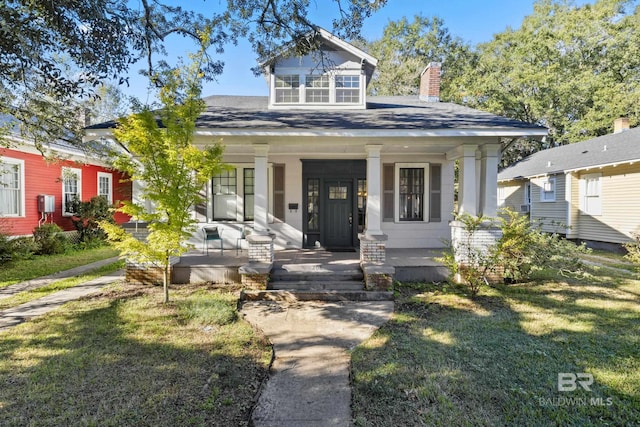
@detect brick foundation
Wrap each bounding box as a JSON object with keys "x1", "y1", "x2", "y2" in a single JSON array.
[
  {"x1": 359, "y1": 233, "x2": 388, "y2": 264},
  {"x1": 247, "y1": 234, "x2": 275, "y2": 264},
  {"x1": 241, "y1": 274, "x2": 269, "y2": 290},
  {"x1": 450, "y1": 219, "x2": 504, "y2": 284}
]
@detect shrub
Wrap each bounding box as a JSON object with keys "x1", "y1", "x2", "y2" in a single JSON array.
[
  {"x1": 7, "y1": 237, "x2": 39, "y2": 261},
  {"x1": 33, "y1": 224, "x2": 68, "y2": 255},
  {"x1": 68, "y1": 196, "x2": 114, "y2": 246},
  {"x1": 440, "y1": 213, "x2": 497, "y2": 297},
  {"x1": 494, "y1": 208, "x2": 589, "y2": 282},
  {"x1": 623, "y1": 233, "x2": 640, "y2": 277}
]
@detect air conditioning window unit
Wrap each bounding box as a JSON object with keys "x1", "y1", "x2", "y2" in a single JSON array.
[
  {"x1": 38, "y1": 195, "x2": 55, "y2": 213},
  {"x1": 520, "y1": 204, "x2": 530, "y2": 213}
]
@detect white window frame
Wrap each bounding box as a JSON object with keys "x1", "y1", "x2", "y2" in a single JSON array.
[
  {"x1": 97, "y1": 172, "x2": 113, "y2": 204},
  {"x1": 274, "y1": 74, "x2": 300, "y2": 104},
  {"x1": 211, "y1": 164, "x2": 274, "y2": 222},
  {"x1": 62, "y1": 167, "x2": 82, "y2": 216},
  {"x1": 497, "y1": 186, "x2": 506, "y2": 207},
  {"x1": 335, "y1": 75, "x2": 361, "y2": 103},
  {"x1": 394, "y1": 163, "x2": 429, "y2": 223},
  {"x1": 524, "y1": 182, "x2": 531, "y2": 206},
  {"x1": 0, "y1": 157, "x2": 25, "y2": 217},
  {"x1": 580, "y1": 173, "x2": 602, "y2": 216},
  {"x1": 540, "y1": 177, "x2": 556, "y2": 202}
]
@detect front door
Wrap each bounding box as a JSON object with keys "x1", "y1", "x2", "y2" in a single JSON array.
[{"x1": 324, "y1": 180, "x2": 353, "y2": 248}]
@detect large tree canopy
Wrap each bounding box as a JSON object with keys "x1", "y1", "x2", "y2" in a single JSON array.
[
  {"x1": 449, "y1": 0, "x2": 640, "y2": 162},
  {"x1": 0, "y1": 0, "x2": 387, "y2": 150},
  {"x1": 364, "y1": 15, "x2": 475, "y2": 99}
]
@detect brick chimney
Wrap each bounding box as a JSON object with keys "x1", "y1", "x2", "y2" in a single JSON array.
[
  {"x1": 419, "y1": 62, "x2": 441, "y2": 102},
  {"x1": 614, "y1": 117, "x2": 630, "y2": 134}
]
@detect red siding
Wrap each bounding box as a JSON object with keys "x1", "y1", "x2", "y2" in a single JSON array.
[{"x1": 1, "y1": 147, "x2": 132, "y2": 236}]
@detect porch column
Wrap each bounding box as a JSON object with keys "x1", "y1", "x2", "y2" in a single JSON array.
[
  {"x1": 253, "y1": 144, "x2": 269, "y2": 234},
  {"x1": 458, "y1": 144, "x2": 478, "y2": 216},
  {"x1": 480, "y1": 144, "x2": 501, "y2": 218},
  {"x1": 364, "y1": 144, "x2": 383, "y2": 235}
]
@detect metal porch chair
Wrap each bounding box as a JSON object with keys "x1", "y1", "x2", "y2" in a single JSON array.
[{"x1": 202, "y1": 226, "x2": 223, "y2": 255}]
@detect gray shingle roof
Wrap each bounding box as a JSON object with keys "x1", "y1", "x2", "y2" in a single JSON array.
[
  {"x1": 86, "y1": 95, "x2": 546, "y2": 132},
  {"x1": 498, "y1": 127, "x2": 640, "y2": 181}
]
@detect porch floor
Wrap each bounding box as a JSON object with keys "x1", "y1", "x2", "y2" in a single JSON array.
[{"x1": 172, "y1": 248, "x2": 449, "y2": 284}]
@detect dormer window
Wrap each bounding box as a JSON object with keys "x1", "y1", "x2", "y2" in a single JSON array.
[
  {"x1": 336, "y1": 75, "x2": 360, "y2": 103},
  {"x1": 275, "y1": 75, "x2": 299, "y2": 103},
  {"x1": 305, "y1": 75, "x2": 330, "y2": 103}
]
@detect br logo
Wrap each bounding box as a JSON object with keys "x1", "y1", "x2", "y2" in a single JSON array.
[{"x1": 558, "y1": 373, "x2": 593, "y2": 392}]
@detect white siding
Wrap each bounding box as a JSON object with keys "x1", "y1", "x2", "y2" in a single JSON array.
[
  {"x1": 498, "y1": 180, "x2": 527, "y2": 214},
  {"x1": 577, "y1": 164, "x2": 640, "y2": 243},
  {"x1": 530, "y1": 174, "x2": 567, "y2": 233}
]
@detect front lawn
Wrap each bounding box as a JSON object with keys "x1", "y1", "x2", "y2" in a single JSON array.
[
  {"x1": 0, "y1": 284, "x2": 271, "y2": 426},
  {"x1": 352, "y1": 269, "x2": 640, "y2": 426},
  {"x1": 0, "y1": 246, "x2": 119, "y2": 288}
]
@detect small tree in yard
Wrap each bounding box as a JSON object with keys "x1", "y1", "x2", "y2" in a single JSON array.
[
  {"x1": 441, "y1": 214, "x2": 497, "y2": 297},
  {"x1": 100, "y1": 48, "x2": 226, "y2": 303}
]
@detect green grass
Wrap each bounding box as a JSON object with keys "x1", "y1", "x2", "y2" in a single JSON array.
[
  {"x1": 0, "y1": 284, "x2": 271, "y2": 426},
  {"x1": 0, "y1": 260, "x2": 124, "y2": 310},
  {"x1": 352, "y1": 270, "x2": 640, "y2": 426},
  {"x1": 0, "y1": 246, "x2": 119, "y2": 288}
]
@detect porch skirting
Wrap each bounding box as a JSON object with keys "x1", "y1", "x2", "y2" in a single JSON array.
[{"x1": 450, "y1": 219, "x2": 503, "y2": 284}]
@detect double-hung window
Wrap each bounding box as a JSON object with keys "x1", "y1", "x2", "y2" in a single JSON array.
[
  {"x1": 580, "y1": 173, "x2": 602, "y2": 215},
  {"x1": 275, "y1": 75, "x2": 300, "y2": 103},
  {"x1": 540, "y1": 177, "x2": 556, "y2": 202},
  {"x1": 335, "y1": 75, "x2": 360, "y2": 103},
  {"x1": 305, "y1": 75, "x2": 329, "y2": 103},
  {"x1": 62, "y1": 167, "x2": 81, "y2": 215},
  {"x1": 395, "y1": 163, "x2": 428, "y2": 222},
  {"x1": 98, "y1": 172, "x2": 113, "y2": 204},
  {"x1": 0, "y1": 157, "x2": 25, "y2": 217},
  {"x1": 212, "y1": 169, "x2": 237, "y2": 220},
  {"x1": 243, "y1": 168, "x2": 255, "y2": 221}
]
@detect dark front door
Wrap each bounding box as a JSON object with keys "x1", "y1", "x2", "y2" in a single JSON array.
[{"x1": 324, "y1": 180, "x2": 353, "y2": 248}]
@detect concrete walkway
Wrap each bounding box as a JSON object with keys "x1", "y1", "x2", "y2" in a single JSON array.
[
  {"x1": 0, "y1": 269, "x2": 124, "y2": 331},
  {"x1": 0, "y1": 256, "x2": 121, "y2": 300},
  {"x1": 242, "y1": 300, "x2": 394, "y2": 427}
]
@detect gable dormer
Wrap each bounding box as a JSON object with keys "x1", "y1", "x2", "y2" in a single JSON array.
[{"x1": 262, "y1": 28, "x2": 377, "y2": 110}]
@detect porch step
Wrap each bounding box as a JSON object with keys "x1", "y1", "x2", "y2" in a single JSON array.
[
  {"x1": 240, "y1": 290, "x2": 394, "y2": 302},
  {"x1": 269, "y1": 280, "x2": 364, "y2": 291},
  {"x1": 270, "y1": 270, "x2": 364, "y2": 282}
]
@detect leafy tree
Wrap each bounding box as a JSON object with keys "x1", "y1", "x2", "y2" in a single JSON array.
[
  {"x1": 1, "y1": 0, "x2": 387, "y2": 150},
  {"x1": 364, "y1": 15, "x2": 475, "y2": 99},
  {"x1": 100, "y1": 46, "x2": 227, "y2": 303},
  {"x1": 449, "y1": 0, "x2": 640, "y2": 161}
]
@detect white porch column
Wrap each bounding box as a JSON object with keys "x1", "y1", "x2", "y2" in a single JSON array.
[
  {"x1": 364, "y1": 144, "x2": 383, "y2": 235},
  {"x1": 480, "y1": 144, "x2": 501, "y2": 218},
  {"x1": 459, "y1": 145, "x2": 478, "y2": 216},
  {"x1": 253, "y1": 144, "x2": 269, "y2": 234}
]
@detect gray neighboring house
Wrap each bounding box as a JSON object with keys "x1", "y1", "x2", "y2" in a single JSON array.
[
  {"x1": 86, "y1": 29, "x2": 546, "y2": 257},
  {"x1": 498, "y1": 118, "x2": 640, "y2": 247}
]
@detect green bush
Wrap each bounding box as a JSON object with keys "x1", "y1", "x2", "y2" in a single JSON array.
[
  {"x1": 33, "y1": 224, "x2": 69, "y2": 255},
  {"x1": 495, "y1": 208, "x2": 589, "y2": 282},
  {"x1": 7, "y1": 237, "x2": 39, "y2": 261},
  {"x1": 623, "y1": 233, "x2": 640, "y2": 277},
  {"x1": 68, "y1": 196, "x2": 114, "y2": 245}
]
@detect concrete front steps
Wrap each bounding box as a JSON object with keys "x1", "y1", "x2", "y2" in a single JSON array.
[{"x1": 241, "y1": 264, "x2": 394, "y2": 302}]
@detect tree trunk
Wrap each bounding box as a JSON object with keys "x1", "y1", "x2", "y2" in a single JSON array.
[{"x1": 163, "y1": 256, "x2": 170, "y2": 303}]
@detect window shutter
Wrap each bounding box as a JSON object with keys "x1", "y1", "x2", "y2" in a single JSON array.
[
  {"x1": 383, "y1": 164, "x2": 394, "y2": 222},
  {"x1": 429, "y1": 164, "x2": 441, "y2": 222},
  {"x1": 273, "y1": 164, "x2": 285, "y2": 221}
]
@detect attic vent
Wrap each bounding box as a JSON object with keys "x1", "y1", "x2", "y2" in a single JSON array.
[
  {"x1": 546, "y1": 161, "x2": 552, "y2": 167},
  {"x1": 603, "y1": 145, "x2": 607, "y2": 151}
]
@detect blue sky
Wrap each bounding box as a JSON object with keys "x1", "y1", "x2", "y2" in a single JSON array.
[{"x1": 124, "y1": 1, "x2": 576, "y2": 102}]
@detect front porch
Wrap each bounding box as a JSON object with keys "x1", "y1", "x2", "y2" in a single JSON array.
[{"x1": 171, "y1": 247, "x2": 448, "y2": 285}]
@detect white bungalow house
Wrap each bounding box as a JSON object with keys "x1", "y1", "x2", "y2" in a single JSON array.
[
  {"x1": 498, "y1": 118, "x2": 640, "y2": 250},
  {"x1": 86, "y1": 29, "x2": 546, "y2": 277}
]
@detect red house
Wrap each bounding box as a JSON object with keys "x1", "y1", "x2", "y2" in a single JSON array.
[{"x1": 0, "y1": 135, "x2": 131, "y2": 236}]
